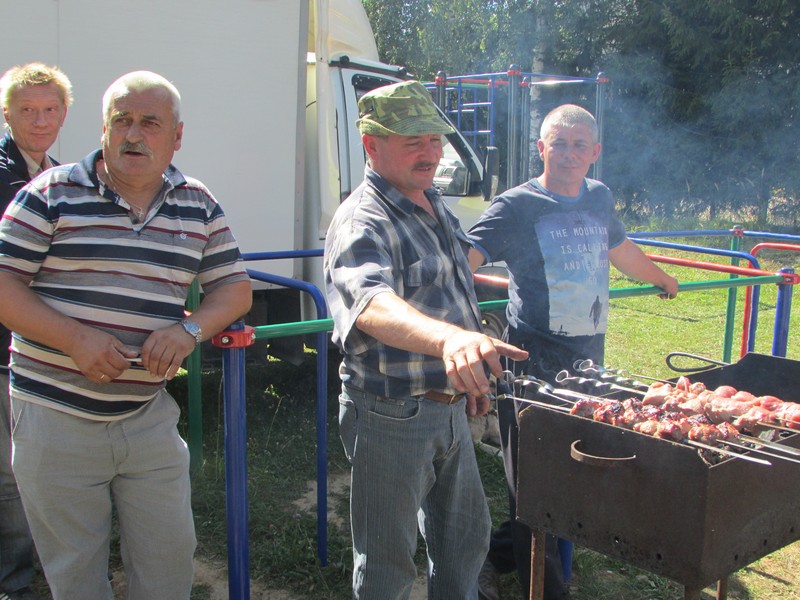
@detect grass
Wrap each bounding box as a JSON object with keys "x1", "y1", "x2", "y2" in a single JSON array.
[
  {"x1": 194, "y1": 233, "x2": 800, "y2": 599},
  {"x1": 30, "y1": 228, "x2": 800, "y2": 599}
]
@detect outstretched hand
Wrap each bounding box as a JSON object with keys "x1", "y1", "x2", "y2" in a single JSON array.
[{"x1": 442, "y1": 331, "x2": 527, "y2": 416}]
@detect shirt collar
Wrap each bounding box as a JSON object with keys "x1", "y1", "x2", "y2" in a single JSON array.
[
  {"x1": 17, "y1": 146, "x2": 53, "y2": 180},
  {"x1": 68, "y1": 149, "x2": 187, "y2": 192},
  {"x1": 364, "y1": 165, "x2": 441, "y2": 215}
]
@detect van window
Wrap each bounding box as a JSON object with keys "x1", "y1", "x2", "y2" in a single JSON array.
[{"x1": 434, "y1": 139, "x2": 468, "y2": 196}]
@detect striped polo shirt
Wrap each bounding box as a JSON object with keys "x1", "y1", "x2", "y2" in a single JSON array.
[{"x1": 0, "y1": 149, "x2": 250, "y2": 420}]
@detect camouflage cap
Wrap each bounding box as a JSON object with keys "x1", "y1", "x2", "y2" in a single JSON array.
[{"x1": 357, "y1": 80, "x2": 455, "y2": 136}]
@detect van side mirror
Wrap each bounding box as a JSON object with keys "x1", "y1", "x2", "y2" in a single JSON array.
[{"x1": 481, "y1": 146, "x2": 499, "y2": 201}]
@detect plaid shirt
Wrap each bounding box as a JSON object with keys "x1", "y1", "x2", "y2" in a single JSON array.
[{"x1": 324, "y1": 167, "x2": 482, "y2": 398}]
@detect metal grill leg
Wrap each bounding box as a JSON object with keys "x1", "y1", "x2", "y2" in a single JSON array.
[{"x1": 529, "y1": 529, "x2": 546, "y2": 600}]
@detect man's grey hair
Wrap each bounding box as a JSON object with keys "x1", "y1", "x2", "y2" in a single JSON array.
[
  {"x1": 102, "y1": 71, "x2": 181, "y2": 126},
  {"x1": 540, "y1": 104, "x2": 598, "y2": 143}
]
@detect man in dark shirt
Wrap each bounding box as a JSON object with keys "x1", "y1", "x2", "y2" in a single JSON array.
[
  {"x1": 469, "y1": 104, "x2": 677, "y2": 600},
  {"x1": 0, "y1": 62, "x2": 72, "y2": 600}
]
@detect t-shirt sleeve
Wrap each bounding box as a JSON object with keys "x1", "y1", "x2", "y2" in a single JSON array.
[{"x1": 467, "y1": 196, "x2": 518, "y2": 264}]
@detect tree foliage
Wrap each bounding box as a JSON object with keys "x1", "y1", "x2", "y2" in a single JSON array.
[{"x1": 362, "y1": 0, "x2": 800, "y2": 226}]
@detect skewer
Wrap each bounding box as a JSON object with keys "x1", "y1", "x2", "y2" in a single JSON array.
[
  {"x1": 496, "y1": 394, "x2": 571, "y2": 413},
  {"x1": 506, "y1": 371, "x2": 800, "y2": 459},
  {"x1": 524, "y1": 377, "x2": 800, "y2": 438},
  {"x1": 575, "y1": 359, "x2": 665, "y2": 387},
  {"x1": 739, "y1": 434, "x2": 800, "y2": 457},
  {"x1": 555, "y1": 371, "x2": 646, "y2": 397},
  {"x1": 514, "y1": 381, "x2": 578, "y2": 405},
  {"x1": 759, "y1": 421, "x2": 798, "y2": 433},
  {"x1": 687, "y1": 440, "x2": 771, "y2": 466},
  {"x1": 503, "y1": 390, "x2": 773, "y2": 466},
  {"x1": 512, "y1": 377, "x2": 592, "y2": 404},
  {"x1": 768, "y1": 416, "x2": 800, "y2": 430},
  {"x1": 574, "y1": 360, "x2": 653, "y2": 389},
  {"x1": 721, "y1": 439, "x2": 800, "y2": 465}
]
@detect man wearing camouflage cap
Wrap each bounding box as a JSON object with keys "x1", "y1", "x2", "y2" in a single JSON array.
[{"x1": 324, "y1": 80, "x2": 527, "y2": 598}]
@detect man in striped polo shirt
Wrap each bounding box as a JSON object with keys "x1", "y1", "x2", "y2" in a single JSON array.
[{"x1": 0, "y1": 71, "x2": 252, "y2": 599}]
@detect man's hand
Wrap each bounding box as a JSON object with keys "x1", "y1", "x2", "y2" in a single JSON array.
[
  {"x1": 140, "y1": 323, "x2": 197, "y2": 380},
  {"x1": 657, "y1": 274, "x2": 679, "y2": 300},
  {"x1": 66, "y1": 325, "x2": 139, "y2": 384},
  {"x1": 442, "y1": 331, "x2": 527, "y2": 416},
  {"x1": 465, "y1": 393, "x2": 494, "y2": 418}
]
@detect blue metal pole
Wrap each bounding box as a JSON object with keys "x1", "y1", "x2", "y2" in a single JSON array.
[
  {"x1": 223, "y1": 320, "x2": 250, "y2": 600},
  {"x1": 245, "y1": 267, "x2": 329, "y2": 566},
  {"x1": 772, "y1": 268, "x2": 794, "y2": 357}
]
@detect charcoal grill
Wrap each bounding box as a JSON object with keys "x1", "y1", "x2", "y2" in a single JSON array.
[{"x1": 516, "y1": 352, "x2": 800, "y2": 599}]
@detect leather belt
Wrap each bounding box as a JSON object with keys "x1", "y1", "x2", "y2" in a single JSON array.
[{"x1": 423, "y1": 390, "x2": 465, "y2": 405}]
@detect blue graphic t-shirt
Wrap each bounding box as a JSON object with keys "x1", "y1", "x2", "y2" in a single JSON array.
[{"x1": 468, "y1": 178, "x2": 626, "y2": 346}]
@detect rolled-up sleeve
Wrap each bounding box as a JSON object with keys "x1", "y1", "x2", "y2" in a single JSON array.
[{"x1": 325, "y1": 211, "x2": 397, "y2": 356}]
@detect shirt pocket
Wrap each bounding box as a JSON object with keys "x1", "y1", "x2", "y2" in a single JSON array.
[{"x1": 404, "y1": 254, "x2": 442, "y2": 288}]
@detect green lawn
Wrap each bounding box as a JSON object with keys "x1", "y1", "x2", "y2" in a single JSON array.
[{"x1": 33, "y1": 232, "x2": 800, "y2": 599}]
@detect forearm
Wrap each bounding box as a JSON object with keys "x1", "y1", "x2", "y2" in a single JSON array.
[
  {"x1": 355, "y1": 291, "x2": 461, "y2": 357},
  {"x1": 0, "y1": 272, "x2": 86, "y2": 354},
  {"x1": 353, "y1": 290, "x2": 528, "y2": 411},
  {"x1": 609, "y1": 239, "x2": 678, "y2": 292},
  {"x1": 187, "y1": 280, "x2": 253, "y2": 341}
]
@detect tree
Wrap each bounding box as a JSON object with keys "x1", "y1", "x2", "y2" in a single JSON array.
[{"x1": 362, "y1": 0, "x2": 800, "y2": 225}]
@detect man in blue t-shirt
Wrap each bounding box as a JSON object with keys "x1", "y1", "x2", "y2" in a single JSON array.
[{"x1": 468, "y1": 104, "x2": 678, "y2": 600}]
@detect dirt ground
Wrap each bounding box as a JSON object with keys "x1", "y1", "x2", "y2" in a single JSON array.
[
  {"x1": 219, "y1": 413, "x2": 500, "y2": 599},
  {"x1": 36, "y1": 414, "x2": 500, "y2": 599}
]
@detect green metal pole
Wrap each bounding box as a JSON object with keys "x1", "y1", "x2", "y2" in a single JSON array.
[
  {"x1": 723, "y1": 227, "x2": 744, "y2": 363},
  {"x1": 186, "y1": 279, "x2": 203, "y2": 473},
  {"x1": 244, "y1": 275, "x2": 783, "y2": 342}
]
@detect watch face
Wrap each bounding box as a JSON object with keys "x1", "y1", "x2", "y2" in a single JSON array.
[{"x1": 181, "y1": 320, "x2": 202, "y2": 343}]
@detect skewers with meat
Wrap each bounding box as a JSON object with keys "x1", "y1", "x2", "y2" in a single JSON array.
[
  {"x1": 571, "y1": 398, "x2": 742, "y2": 446},
  {"x1": 639, "y1": 379, "x2": 800, "y2": 431},
  {"x1": 509, "y1": 376, "x2": 795, "y2": 465}
]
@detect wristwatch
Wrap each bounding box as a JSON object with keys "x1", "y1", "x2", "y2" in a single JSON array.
[{"x1": 179, "y1": 319, "x2": 203, "y2": 346}]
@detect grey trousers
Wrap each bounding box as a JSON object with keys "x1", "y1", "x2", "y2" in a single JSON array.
[{"x1": 11, "y1": 390, "x2": 196, "y2": 600}]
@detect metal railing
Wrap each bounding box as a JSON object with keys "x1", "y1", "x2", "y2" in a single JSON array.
[{"x1": 189, "y1": 232, "x2": 798, "y2": 599}]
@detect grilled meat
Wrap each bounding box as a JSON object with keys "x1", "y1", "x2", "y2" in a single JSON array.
[
  {"x1": 570, "y1": 397, "x2": 742, "y2": 445},
  {"x1": 638, "y1": 378, "x2": 800, "y2": 431}
]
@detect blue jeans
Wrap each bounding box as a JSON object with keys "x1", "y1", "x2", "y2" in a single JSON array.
[
  {"x1": 0, "y1": 373, "x2": 35, "y2": 594},
  {"x1": 339, "y1": 385, "x2": 490, "y2": 600},
  {"x1": 11, "y1": 391, "x2": 196, "y2": 600}
]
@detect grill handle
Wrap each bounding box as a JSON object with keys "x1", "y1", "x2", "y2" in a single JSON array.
[
  {"x1": 570, "y1": 440, "x2": 637, "y2": 468},
  {"x1": 666, "y1": 352, "x2": 730, "y2": 374}
]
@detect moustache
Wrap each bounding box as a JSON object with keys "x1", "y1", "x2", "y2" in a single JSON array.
[{"x1": 119, "y1": 141, "x2": 153, "y2": 157}]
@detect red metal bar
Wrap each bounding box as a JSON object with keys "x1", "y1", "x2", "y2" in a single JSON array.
[
  {"x1": 750, "y1": 242, "x2": 800, "y2": 255},
  {"x1": 474, "y1": 272, "x2": 509, "y2": 288},
  {"x1": 741, "y1": 243, "x2": 800, "y2": 356},
  {"x1": 647, "y1": 254, "x2": 800, "y2": 283}
]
